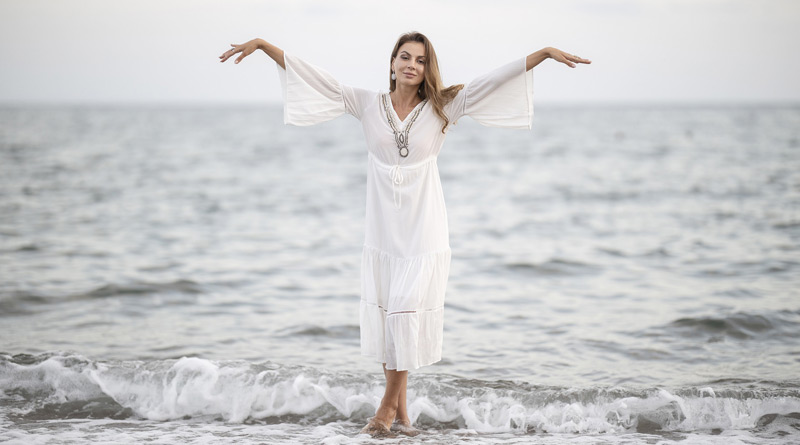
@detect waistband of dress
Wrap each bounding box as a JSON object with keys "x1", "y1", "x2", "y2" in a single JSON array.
[{"x1": 367, "y1": 151, "x2": 437, "y2": 170}]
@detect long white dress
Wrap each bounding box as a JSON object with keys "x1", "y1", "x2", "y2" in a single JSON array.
[{"x1": 277, "y1": 53, "x2": 533, "y2": 371}]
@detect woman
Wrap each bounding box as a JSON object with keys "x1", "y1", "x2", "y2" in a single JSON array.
[{"x1": 219, "y1": 31, "x2": 590, "y2": 437}]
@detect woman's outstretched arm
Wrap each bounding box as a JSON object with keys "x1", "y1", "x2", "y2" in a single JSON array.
[
  {"x1": 219, "y1": 38, "x2": 285, "y2": 69},
  {"x1": 526, "y1": 47, "x2": 591, "y2": 70}
]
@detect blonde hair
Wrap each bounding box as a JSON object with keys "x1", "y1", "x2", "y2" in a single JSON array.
[{"x1": 389, "y1": 31, "x2": 464, "y2": 133}]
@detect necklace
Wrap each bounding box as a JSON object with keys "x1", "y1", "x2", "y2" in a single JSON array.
[{"x1": 381, "y1": 93, "x2": 426, "y2": 158}]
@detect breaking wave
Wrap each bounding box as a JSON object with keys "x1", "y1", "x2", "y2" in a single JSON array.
[{"x1": 2, "y1": 352, "x2": 799, "y2": 436}]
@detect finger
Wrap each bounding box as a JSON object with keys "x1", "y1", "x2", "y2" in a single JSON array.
[
  {"x1": 235, "y1": 54, "x2": 245, "y2": 64},
  {"x1": 219, "y1": 49, "x2": 233, "y2": 61},
  {"x1": 567, "y1": 54, "x2": 591, "y2": 64},
  {"x1": 556, "y1": 55, "x2": 575, "y2": 68},
  {"x1": 221, "y1": 46, "x2": 242, "y2": 61}
]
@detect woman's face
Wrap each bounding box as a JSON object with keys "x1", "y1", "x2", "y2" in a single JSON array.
[{"x1": 392, "y1": 41, "x2": 426, "y2": 88}]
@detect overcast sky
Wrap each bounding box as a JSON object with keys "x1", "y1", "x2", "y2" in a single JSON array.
[{"x1": 1, "y1": 0, "x2": 799, "y2": 105}]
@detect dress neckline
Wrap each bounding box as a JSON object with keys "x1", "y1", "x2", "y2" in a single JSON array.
[{"x1": 386, "y1": 93, "x2": 426, "y2": 124}]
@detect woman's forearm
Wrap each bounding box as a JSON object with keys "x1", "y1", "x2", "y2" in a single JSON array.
[{"x1": 257, "y1": 39, "x2": 285, "y2": 69}]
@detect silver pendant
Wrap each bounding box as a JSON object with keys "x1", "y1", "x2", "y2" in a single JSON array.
[{"x1": 382, "y1": 94, "x2": 426, "y2": 160}]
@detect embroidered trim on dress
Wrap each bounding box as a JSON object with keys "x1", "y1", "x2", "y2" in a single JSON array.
[{"x1": 381, "y1": 93, "x2": 427, "y2": 158}]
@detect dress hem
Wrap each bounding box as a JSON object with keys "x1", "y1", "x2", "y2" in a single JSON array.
[{"x1": 360, "y1": 352, "x2": 442, "y2": 372}]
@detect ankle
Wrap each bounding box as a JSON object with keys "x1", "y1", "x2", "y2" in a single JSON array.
[{"x1": 375, "y1": 402, "x2": 398, "y2": 424}]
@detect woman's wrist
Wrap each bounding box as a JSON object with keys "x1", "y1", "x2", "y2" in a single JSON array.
[{"x1": 526, "y1": 48, "x2": 551, "y2": 70}]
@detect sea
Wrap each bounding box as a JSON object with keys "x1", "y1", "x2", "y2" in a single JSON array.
[{"x1": 1, "y1": 103, "x2": 799, "y2": 444}]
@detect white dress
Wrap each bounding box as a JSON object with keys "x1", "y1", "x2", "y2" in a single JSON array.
[{"x1": 277, "y1": 53, "x2": 533, "y2": 371}]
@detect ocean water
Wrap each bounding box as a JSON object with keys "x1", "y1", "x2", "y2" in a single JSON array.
[{"x1": 1, "y1": 104, "x2": 799, "y2": 444}]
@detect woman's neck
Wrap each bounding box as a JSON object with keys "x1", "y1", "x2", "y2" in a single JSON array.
[{"x1": 391, "y1": 84, "x2": 421, "y2": 108}]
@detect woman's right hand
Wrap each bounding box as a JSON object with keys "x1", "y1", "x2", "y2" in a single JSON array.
[
  {"x1": 219, "y1": 38, "x2": 285, "y2": 69},
  {"x1": 219, "y1": 38, "x2": 264, "y2": 64}
]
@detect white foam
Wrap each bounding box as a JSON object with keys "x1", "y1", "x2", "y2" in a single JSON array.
[
  {"x1": 1, "y1": 418, "x2": 794, "y2": 445},
  {"x1": 82, "y1": 356, "x2": 382, "y2": 423},
  {"x1": 403, "y1": 387, "x2": 800, "y2": 435},
  {"x1": 2, "y1": 353, "x2": 800, "y2": 440},
  {"x1": 0, "y1": 353, "x2": 104, "y2": 403}
]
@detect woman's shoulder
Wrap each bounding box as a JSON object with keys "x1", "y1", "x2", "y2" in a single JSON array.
[{"x1": 347, "y1": 87, "x2": 382, "y2": 103}]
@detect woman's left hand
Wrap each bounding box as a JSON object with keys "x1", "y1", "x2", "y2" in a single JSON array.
[
  {"x1": 547, "y1": 47, "x2": 591, "y2": 68},
  {"x1": 526, "y1": 47, "x2": 591, "y2": 71}
]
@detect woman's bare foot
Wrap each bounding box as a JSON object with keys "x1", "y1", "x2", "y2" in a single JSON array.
[
  {"x1": 360, "y1": 417, "x2": 396, "y2": 438},
  {"x1": 390, "y1": 419, "x2": 420, "y2": 437}
]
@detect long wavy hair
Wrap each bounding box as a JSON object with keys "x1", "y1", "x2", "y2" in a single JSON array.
[{"x1": 389, "y1": 31, "x2": 463, "y2": 133}]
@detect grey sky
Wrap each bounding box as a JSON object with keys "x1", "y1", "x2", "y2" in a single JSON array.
[{"x1": 1, "y1": 0, "x2": 798, "y2": 104}]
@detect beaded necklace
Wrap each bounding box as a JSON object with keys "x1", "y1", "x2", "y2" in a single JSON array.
[{"x1": 381, "y1": 93, "x2": 427, "y2": 158}]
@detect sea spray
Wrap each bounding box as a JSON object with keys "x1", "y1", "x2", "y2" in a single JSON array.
[{"x1": 2, "y1": 352, "x2": 798, "y2": 437}]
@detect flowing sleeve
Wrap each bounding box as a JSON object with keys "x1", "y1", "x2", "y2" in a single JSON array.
[
  {"x1": 445, "y1": 57, "x2": 533, "y2": 129},
  {"x1": 276, "y1": 53, "x2": 374, "y2": 126}
]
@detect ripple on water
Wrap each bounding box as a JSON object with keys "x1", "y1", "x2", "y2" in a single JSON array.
[
  {"x1": 502, "y1": 258, "x2": 603, "y2": 277},
  {"x1": 278, "y1": 324, "x2": 360, "y2": 339},
  {"x1": 648, "y1": 309, "x2": 800, "y2": 342}
]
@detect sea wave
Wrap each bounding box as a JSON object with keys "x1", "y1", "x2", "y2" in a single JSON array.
[
  {"x1": 2, "y1": 352, "x2": 798, "y2": 436},
  {"x1": 655, "y1": 309, "x2": 800, "y2": 341},
  {"x1": 502, "y1": 258, "x2": 602, "y2": 276},
  {"x1": 0, "y1": 279, "x2": 204, "y2": 316}
]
